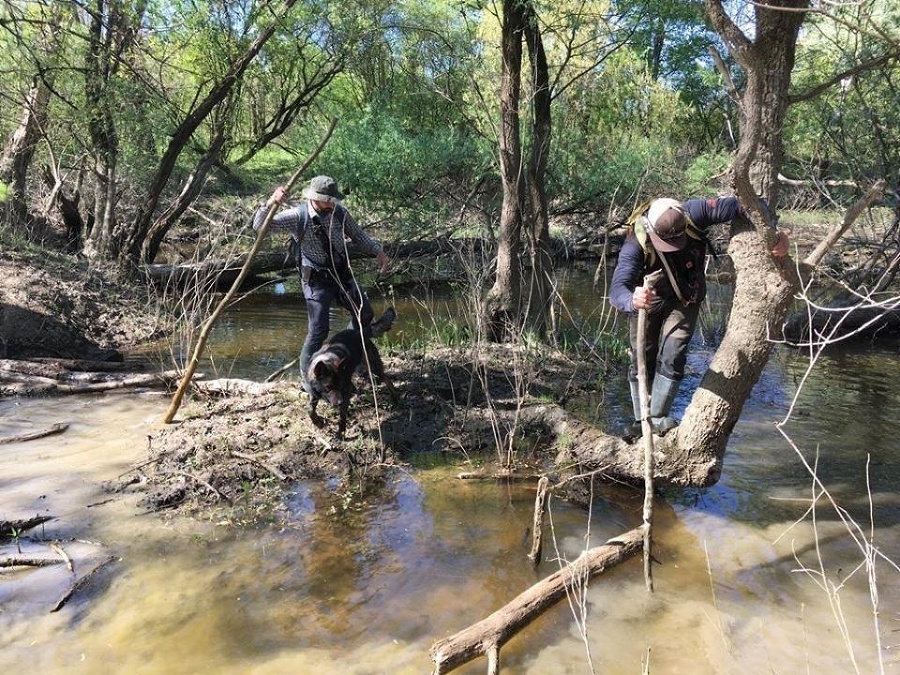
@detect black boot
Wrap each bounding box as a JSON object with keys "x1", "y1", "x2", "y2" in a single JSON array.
[
  {"x1": 649, "y1": 374, "x2": 680, "y2": 434},
  {"x1": 298, "y1": 342, "x2": 315, "y2": 395}
]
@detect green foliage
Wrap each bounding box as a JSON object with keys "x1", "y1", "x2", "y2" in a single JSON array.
[
  {"x1": 682, "y1": 151, "x2": 732, "y2": 196},
  {"x1": 551, "y1": 49, "x2": 697, "y2": 206},
  {"x1": 318, "y1": 108, "x2": 484, "y2": 201},
  {"x1": 780, "y1": 2, "x2": 900, "y2": 206}
]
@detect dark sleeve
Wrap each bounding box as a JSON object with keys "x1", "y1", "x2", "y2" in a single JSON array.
[
  {"x1": 681, "y1": 197, "x2": 746, "y2": 230},
  {"x1": 609, "y1": 235, "x2": 645, "y2": 313}
]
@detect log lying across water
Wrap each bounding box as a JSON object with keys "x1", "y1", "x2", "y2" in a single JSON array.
[
  {"x1": 0, "y1": 516, "x2": 54, "y2": 538},
  {"x1": 0, "y1": 359, "x2": 184, "y2": 397},
  {"x1": 0, "y1": 422, "x2": 69, "y2": 445},
  {"x1": 429, "y1": 526, "x2": 643, "y2": 674}
]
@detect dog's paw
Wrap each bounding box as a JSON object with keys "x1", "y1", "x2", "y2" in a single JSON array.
[{"x1": 309, "y1": 412, "x2": 326, "y2": 429}]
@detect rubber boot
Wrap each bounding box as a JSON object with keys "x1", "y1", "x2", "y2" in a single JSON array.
[
  {"x1": 624, "y1": 380, "x2": 643, "y2": 439},
  {"x1": 649, "y1": 374, "x2": 680, "y2": 434},
  {"x1": 298, "y1": 342, "x2": 314, "y2": 395}
]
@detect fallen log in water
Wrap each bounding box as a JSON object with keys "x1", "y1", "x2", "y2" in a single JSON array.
[
  {"x1": 145, "y1": 251, "x2": 290, "y2": 289},
  {"x1": 0, "y1": 516, "x2": 54, "y2": 538},
  {"x1": 0, "y1": 422, "x2": 69, "y2": 445},
  {"x1": 429, "y1": 526, "x2": 643, "y2": 674},
  {"x1": 0, "y1": 359, "x2": 185, "y2": 396}
]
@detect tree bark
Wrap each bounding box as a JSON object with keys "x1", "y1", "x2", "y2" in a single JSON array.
[
  {"x1": 81, "y1": 0, "x2": 145, "y2": 260},
  {"x1": 522, "y1": 3, "x2": 554, "y2": 340},
  {"x1": 483, "y1": 0, "x2": 527, "y2": 342},
  {"x1": 704, "y1": 0, "x2": 808, "y2": 205},
  {"x1": 142, "y1": 123, "x2": 228, "y2": 264},
  {"x1": 0, "y1": 6, "x2": 62, "y2": 229}
]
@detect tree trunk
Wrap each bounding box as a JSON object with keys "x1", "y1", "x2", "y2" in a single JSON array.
[
  {"x1": 81, "y1": 0, "x2": 144, "y2": 260},
  {"x1": 705, "y1": 0, "x2": 807, "y2": 205},
  {"x1": 558, "y1": 3, "x2": 807, "y2": 486},
  {"x1": 142, "y1": 122, "x2": 228, "y2": 262},
  {"x1": 522, "y1": 3, "x2": 554, "y2": 340},
  {"x1": 483, "y1": 0, "x2": 527, "y2": 343},
  {"x1": 0, "y1": 8, "x2": 61, "y2": 229}
]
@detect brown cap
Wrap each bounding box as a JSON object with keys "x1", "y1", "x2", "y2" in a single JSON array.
[{"x1": 647, "y1": 198, "x2": 687, "y2": 252}]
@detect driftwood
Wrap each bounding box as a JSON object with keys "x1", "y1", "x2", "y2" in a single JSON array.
[
  {"x1": 430, "y1": 526, "x2": 643, "y2": 674},
  {"x1": 0, "y1": 556, "x2": 64, "y2": 568},
  {"x1": 0, "y1": 516, "x2": 54, "y2": 538},
  {"x1": 192, "y1": 378, "x2": 280, "y2": 397},
  {"x1": 0, "y1": 422, "x2": 68, "y2": 445},
  {"x1": 50, "y1": 554, "x2": 116, "y2": 613},
  {"x1": 0, "y1": 358, "x2": 128, "y2": 377},
  {"x1": 527, "y1": 476, "x2": 550, "y2": 564},
  {"x1": 457, "y1": 468, "x2": 541, "y2": 482},
  {"x1": 32, "y1": 357, "x2": 130, "y2": 373},
  {"x1": 145, "y1": 251, "x2": 291, "y2": 289},
  {"x1": 0, "y1": 359, "x2": 184, "y2": 396}
]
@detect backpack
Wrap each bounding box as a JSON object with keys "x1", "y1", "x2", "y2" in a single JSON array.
[{"x1": 625, "y1": 198, "x2": 716, "y2": 266}]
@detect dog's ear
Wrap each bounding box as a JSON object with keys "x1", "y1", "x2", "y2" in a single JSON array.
[
  {"x1": 309, "y1": 353, "x2": 344, "y2": 380},
  {"x1": 308, "y1": 353, "x2": 332, "y2": 380},
  {"x1": 311, "y1": 360, "x2": 328, "y2": 378}
]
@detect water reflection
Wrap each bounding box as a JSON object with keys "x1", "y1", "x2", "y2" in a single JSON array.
[{"x1": 2, "y1": 266, "x2": 899, "y2": 673}]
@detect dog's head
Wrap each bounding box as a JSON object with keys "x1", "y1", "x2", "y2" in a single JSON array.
[{"x1": 307, "y1": 351, "x2": 347, "y2": 408}]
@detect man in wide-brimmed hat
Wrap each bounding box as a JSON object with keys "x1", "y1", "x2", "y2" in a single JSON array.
[
  {"x1": 609, "y1": 196, "x2": 789, "y2": 436},
  {"x1": 254, "y1": 175, "x2": 391, "y2": 393}
]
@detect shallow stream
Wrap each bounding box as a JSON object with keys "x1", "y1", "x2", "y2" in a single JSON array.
[{"x1": 1, "y1": 267, "x2": 898, "y2": 674}]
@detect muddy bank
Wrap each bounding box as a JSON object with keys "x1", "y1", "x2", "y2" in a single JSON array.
[
  {"x1": 0, "y1": 251, "x2": 164, "y2": 362},
  {"x1": 128, "y1": 343, "x2": 605, "y2": 518}
]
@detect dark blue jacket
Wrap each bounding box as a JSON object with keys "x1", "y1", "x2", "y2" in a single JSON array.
[{"x1": 609, "y1": 197, "x2": 747, "y2": 313}]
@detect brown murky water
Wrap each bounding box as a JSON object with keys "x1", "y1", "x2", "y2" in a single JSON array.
[{"x1": 2, "y1": 272, "x2": 899, "y2": 674}]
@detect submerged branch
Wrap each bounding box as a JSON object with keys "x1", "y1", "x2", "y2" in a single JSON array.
[{"x1": 429, "y1": 527, "x2": 643, "y2": 674}]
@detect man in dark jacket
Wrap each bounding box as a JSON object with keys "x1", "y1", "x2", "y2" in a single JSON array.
[
  {"x1": 254, "y1": 175, "x2": 391, "y2": 393},
  {"x1": 609, "y1": 196, "x2": 789, "y2": 435}
]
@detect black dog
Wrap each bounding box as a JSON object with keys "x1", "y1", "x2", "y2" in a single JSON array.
[{"x1": 306, "y1": 308, "x2": 397, "y2": 438}]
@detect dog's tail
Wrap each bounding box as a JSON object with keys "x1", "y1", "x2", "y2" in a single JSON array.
[{"x1": 369, "y1": 306, "x2": 396, "y2": 339}]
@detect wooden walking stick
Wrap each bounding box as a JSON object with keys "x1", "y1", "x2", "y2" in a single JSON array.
[
  {"x1": 636, "y1": 268, "x2": 663, "y2": 591},
  {"x1": 162, "y1": 118, "x2": 338, "y2": 424}
]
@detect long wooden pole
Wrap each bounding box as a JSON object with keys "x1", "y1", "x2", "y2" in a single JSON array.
[
  {"x1": 636, "y1": 269, "x2": 662, "y2": 592},
  {"x1": 162, "y1": 118, "x2": 338, "y2": 424}
]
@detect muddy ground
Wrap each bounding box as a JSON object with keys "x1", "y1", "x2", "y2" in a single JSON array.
[{"x1": 0, "y1": 250, "x2": 607, "y2": 521}]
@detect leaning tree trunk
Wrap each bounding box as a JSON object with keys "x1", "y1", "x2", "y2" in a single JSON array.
[
  {"x1": 560, "y1": 2, "x2": 806, "y2": 486},
  {"x1": 142, "y1": 119, "x2": 228, "y2": 261},
  {"x1": 118, "y1": 0, "x2": 299, "y2": 272},
  {"x1": 649, "y1": 1, "x2": 806, "y2": 484},
  {"x1": 483, "y1": 0, "x2": 527, "y2": 343}
]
